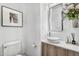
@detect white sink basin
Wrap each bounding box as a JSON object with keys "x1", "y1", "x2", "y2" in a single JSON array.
[
  {"x1": 47, "y1": 37, "x2": 61, "y2": 40},
  {"x1": 47, "y1": 37, "x2": 64, "y2": 44}
]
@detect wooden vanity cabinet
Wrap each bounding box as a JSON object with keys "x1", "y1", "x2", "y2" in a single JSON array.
[
  {"x1": 67, "y1": 50, "x2": 79, "y2": 56},
  {"x1": 42, "y1": 42, "x2": 79, "y2": 56},
  {"x1": 42, "y1": 42, "x2": 48, "y2": 56},
  {"x1": 47, "y1": 44, "x2": 57, "y2": 56},
  {"x1": 67, "y1": 50, "x2": 75, "y2": 56},
  {"x1": 47, "y1": 44, "x2": 67, "y2": 56},
  {"x1": 74, "y1": 52, "x2": 79, "y2": 56},
  {"x1": 56, "y1": 47, "x2": 67, "y2": 56}
]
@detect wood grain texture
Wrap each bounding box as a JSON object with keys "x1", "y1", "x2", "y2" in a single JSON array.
[
  {"x1": 67, "y1": 50, "x2": 75, "y2": 56},
  {"x1": 41, "y1": 42, "x2": 79, "y2": 56},
  {"x1": 57, "y1": 47, "x2": 67, "y2": 56},
  {"x1": 47, "y1": 44, "x2": 57, "y2": 56},
  {"x1": 42, "y1": 42, "x2": 48, "y2": 56}
]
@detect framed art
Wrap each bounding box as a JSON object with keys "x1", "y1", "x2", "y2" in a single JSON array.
[{"x1": 1, "y1": 6, "x2": 23, "y2": 27}]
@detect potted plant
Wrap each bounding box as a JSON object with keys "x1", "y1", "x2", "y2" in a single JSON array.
[{"x1": 64, "y1": 3, "x2": 79, "y2": 28}]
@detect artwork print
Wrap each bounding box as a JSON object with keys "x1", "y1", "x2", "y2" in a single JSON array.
[{"x1": 1, "y1": 6, "x2": 23, "y2": 27}]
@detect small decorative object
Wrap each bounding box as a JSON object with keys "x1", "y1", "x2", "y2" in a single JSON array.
[
  {"x1": 71, "y1": 33, "x2": 76, "y2": 44},
  {"x1": 72, "y1": 20, "x2": 78, "y2": 28},
  {"x1": 63, "y1": 3, "x2": 79, "y2": 28},
  {"x1": 1, "y1": 6, "x2": 23, "y2": 27}
]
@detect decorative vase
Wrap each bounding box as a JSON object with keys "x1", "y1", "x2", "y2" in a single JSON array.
[{"x1": 72, "y1": 20, "x2": 78, "y2": 28}]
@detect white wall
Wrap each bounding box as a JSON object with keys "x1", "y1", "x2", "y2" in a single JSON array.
[
  {"x1": 0, "y1": 3, "x2": 41, "y2": 56},
  {"x1": 40, "y1": 4, "x2": 48, "y2": 56},
  {"x1": 50, "y1": 4, "x2": 79, "y2": 44},
  {"x1": 23, "y1": 3, "x2": 41, "y2": 56},
  {"x1": 0, "y1": 3, "x2": 26, "y2": 56},
  {"x1": 40, "y1": 3, "x2": 49, "y2": 41},
  {"x1": 41, "y1": 3, "x2": 79, "y2": 46}
]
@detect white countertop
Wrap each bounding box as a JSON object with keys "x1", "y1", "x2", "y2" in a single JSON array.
[{"x1": 42, "y1": 40, "x2": 79, "y2": 52}]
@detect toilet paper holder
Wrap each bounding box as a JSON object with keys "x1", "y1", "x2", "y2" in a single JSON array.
[{"x1": 32, "y1": 43, "x2": 37, "y2": 48}]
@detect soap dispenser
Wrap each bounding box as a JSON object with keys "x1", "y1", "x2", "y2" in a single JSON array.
[{"x1": 71, "y1": 33, "x2": 76, "y2": 44}]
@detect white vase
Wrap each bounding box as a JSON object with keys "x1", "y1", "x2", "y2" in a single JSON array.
[{"x1": 72, "y1": 20, "x2": 78, "y2": 28}]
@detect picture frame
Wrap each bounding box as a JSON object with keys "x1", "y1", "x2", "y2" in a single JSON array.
[
  {"x1": 48, "y1": 3, "x2": 63, "y2": 32},
  {"x1": 1, "y1": 6, "x2": 23, "y2": 27}
]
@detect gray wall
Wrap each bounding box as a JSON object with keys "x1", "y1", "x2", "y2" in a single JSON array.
[{"x1": 0, "y1": 3, "x2": 41, "y2": 56}]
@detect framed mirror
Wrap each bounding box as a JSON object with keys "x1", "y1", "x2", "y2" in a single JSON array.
[{"x1": 48, "y1": 3, "x2": 63, "y2": 32}]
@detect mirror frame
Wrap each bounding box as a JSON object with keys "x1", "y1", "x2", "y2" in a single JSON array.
[{"x1": 48, "y1": 3, "x2": 63, "y2": 32}]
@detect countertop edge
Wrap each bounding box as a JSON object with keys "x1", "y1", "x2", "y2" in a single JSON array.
[{"x1": 41, "y1": 40, "x2": 79, "y2": 53}]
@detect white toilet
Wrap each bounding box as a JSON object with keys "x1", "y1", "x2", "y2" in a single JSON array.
[{"x1": 3, "y1": 40, "x2": 23, "y2": 56}]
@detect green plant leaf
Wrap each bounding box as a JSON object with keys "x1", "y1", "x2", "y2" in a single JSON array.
[{"x1": 65, "y1": 8, "x2": 79, "y2": 20}]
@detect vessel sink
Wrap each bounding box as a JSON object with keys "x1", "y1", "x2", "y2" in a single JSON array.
[{"x1": 47, "y1": 37, "x2": 64, "y2": 44}]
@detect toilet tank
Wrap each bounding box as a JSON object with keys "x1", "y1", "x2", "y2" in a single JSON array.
[{"x1": 3, "y1": 40, "x2": 21, "y2": 56}]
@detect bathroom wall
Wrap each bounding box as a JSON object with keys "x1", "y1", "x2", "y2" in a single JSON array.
[
  {"x1": 40, "y1": 3, "x2": 49, "y2": 41},
  {"x1": 23, "y1": 3, "x2": 41, "y2": 56},
  {"x1": 41, "y1": 3, "x2": 79, "y2": 45},
  {"x1": 0, "y1": 3, "x2": 25, "y2": 55},
  {"x1": 0, "y1": 3, "x2": 41, "y2": 56}
]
